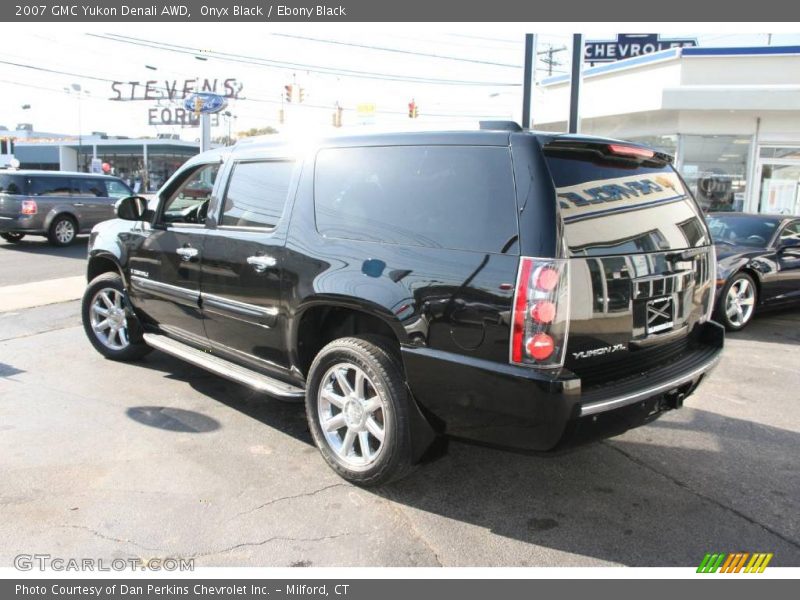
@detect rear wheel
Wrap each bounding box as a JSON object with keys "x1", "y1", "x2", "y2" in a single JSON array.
[
  {"x1": 82, "y1": 272, "x2": 151, "y2": 361},
  {"x1": 0, "y1": 232, "x2": 25, "y2": 243},
  {"x1": 305, "y1": 336, "x2": 414, "y2": 486},
  {"x1": 718, "y1": 272, "x2": 757, "y2": 331},
  {"x1": 47, "y1": 215, "x2": 77, "y2": 246}
]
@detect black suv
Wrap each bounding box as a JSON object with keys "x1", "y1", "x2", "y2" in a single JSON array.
[{"x1": 81, "y1": 128, "x2": 724, "y2": 485}]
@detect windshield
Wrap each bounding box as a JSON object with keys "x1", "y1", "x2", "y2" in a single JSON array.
[{"x1": 706, "y1": 215, "x2": 779, "y2": 247}]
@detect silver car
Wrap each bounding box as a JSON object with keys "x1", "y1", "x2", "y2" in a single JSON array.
[{"x1": 0, "y1": 170, "x2": 133, "y2": 246}]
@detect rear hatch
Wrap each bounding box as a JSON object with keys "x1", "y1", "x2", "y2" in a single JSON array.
[
  {"x1": 0, "y1": 173, "x2": 27, "y2": 217},
  {"x1": 542, "y1": 139, "x2": 715, "y2": 386}
]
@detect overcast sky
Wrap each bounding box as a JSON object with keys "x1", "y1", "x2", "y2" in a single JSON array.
[{"x1": 2, "y1": 26, "x2": 799, "y2": 140}]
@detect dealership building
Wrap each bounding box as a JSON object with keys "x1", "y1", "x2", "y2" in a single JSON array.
[
  {"x1": 5, "y1": 131, "x2": 200, "y2": 192},
  {"x1": 534, "y1": 45, "x2": 800, "y2": 216}
]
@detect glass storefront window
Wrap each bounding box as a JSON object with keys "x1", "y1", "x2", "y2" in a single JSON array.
[
  {"x1": 758, "y1": 164, "x2": 800, "y2": 215},
  {"x1": 628, "y1": 135, "x2": 678, "y2": 157},
  {"x1": 680, "y1": 135, "x2": 751, "y2": 213}
]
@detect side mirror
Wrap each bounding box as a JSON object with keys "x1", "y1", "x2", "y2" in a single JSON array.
[
  {"x1": 115, "y1": 196, "x2": 148, "y2": 221},
  {"x1": 778, "y1": 238, "x2": 800, "y2": 256}
]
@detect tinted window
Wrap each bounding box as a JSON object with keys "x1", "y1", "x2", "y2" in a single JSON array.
[
  {"x1": 106, "y1": 179, "x2": 132, "y2": 199},
  {"x1": 779, "y1": 221, "x2": 800, "y2": 244},
  {"x1": 0, "y1": 174, "x2": 26, "y2": 195},
  {"x1": 75, "y1": 178, "x2": 107, "y2": 197},
  {"x1": 544, "y1": 145, "x2": 709, "y2": 257},
  {"x1": 706, "y1": 215, "x2": 779, "y2": 247},
  {"x1": 29, "y1": 176, "x2": 73, "y2": 197},
  {"x1": 314, "y1": 146, "x2": 518, "y2": 253},
  {"x1": 221, "y1": 161, "x2": 294, "y2": 228},
  {"x1": 162, "y1": 163, "x2": 220, "y2": 225}
]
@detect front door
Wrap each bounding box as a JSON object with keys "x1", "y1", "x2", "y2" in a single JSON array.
[
  {"x1": 200, "y1": 158, "x2": 297, "y2": 375},
  {"x1": 70, "y1": 178, "x2": 113, "y2": 230},
  {"x1": 772, "y1": 220, "x2": 800, "y2": 305},
  {"x1": 127, "y1": 162, "x2": 221, "y2": 345}
]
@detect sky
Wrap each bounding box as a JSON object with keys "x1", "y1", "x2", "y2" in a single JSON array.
[{"x1": 2, "y1": 26, "x2": 799, "y2": 141}]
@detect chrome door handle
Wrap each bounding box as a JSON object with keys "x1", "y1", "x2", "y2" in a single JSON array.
[
  {"x1": 247, "y1": 255, "x2": 276, "y2": 273},
  {"x1": 72, "y1": 203, "x2": 85, "y2": 207},
  {"x1": 176, "y1": 247, "x2": 199, "y2": 261}
]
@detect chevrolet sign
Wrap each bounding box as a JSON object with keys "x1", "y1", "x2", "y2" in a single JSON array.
[{"x1": 585, "y1": 34, "x2": 698, "y2": 64}]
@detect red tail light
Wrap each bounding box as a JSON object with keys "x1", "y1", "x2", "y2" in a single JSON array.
[
  {"x1": 510, "y1": 257, "x2": 570, "y2": 368},
  {"x1": 21, "y1": 199, "x2": 37, "y2": 215}
]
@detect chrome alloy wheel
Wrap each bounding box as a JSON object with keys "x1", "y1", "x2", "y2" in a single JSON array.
[
  {"x1": 89, "y1": 288, "x2": 130, "y2": 351},
  {"x1": 317, "y1": 362, "x2": 388, "y2": 470},
  {"x1": 54, "y1": 219, "x2": 75, "y2": 244},
  {"x1": 726, "y1": 277, "x2": 756, "y2": 327}
]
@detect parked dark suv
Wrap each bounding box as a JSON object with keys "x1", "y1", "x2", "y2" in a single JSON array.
[
  {"x1": 81, "y1": 127, "x2": 724, "y2": 485},
  {"x1": 0, "y1": 170, "x2": 133, "y2": 246}
]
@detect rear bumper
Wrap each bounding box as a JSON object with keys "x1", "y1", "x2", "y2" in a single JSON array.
[
  {"x1": 402, "y1": 320, "x2": 724, "y2": 452},
  {"x1": 0, "y1": 215, "x2": 44, "y2": 234}
]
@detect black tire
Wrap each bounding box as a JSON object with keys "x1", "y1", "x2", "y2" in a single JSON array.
[
  {"x1": 716, "y1": 272, "x2": 758, "y2": 331},
  {"x1": 47, "y1": 214, "x2": 78, "y2": 246},
  {"x1": 82, "y1": 272, "x2": 151, "y2": 361},
  {"x1": 0, "y1": 232, "x2": 25, "y2": 243},
  {"x1": 305, "y1": 336, "x2": 414, "y2": 487}
]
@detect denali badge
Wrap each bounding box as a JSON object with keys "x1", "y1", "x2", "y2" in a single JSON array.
[{"x1": 572, "y1": 343, "x2": 627, "y2": 360}]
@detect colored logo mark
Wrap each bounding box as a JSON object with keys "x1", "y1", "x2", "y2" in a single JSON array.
[{"x1": 697, "y1": 552, "x2": 773, "y2": 573}]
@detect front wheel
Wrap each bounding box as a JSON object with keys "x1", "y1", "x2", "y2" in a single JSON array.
[
  {"x1": 0, "y1": 232, "x2": 25, "y2": 243},
  {"x1": 305, "y1": 336, "x2": 415, "y2": 487},
  {"x1": 717, "y1": 272, "x2": 757, "y2": 331},
  {"x1": 82, "y1": 272, "x2": 151, "y2": 361}
]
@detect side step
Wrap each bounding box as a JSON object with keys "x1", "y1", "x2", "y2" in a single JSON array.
[{"x1": 143, "y1": 333, "x2": 305, "y2": 399}]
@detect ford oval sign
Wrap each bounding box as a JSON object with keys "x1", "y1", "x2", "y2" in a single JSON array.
[{"x1": 183, "y1": 92, "x2": 227, "y2": 114}]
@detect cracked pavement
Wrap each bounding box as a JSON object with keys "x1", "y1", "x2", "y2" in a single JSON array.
[{"x1": 1, "y1": 300, "x2": 799, "y2": 567}]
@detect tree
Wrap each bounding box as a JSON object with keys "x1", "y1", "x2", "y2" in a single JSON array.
[{"x1": 238, "y1": 126, "x2": 279, "y2": 138}]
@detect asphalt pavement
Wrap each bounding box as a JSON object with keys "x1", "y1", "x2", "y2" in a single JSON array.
[
  {"x1": 0, "y1": 236, "x2": 88, "y2": 286},
  {"x1": 1, "y1": 297, "x2": 798, "y2": 567}
]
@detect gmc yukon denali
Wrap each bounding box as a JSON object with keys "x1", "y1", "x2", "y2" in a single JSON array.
[{"x1": 81, "y1": 127, "x2": 724, "y2": 485}]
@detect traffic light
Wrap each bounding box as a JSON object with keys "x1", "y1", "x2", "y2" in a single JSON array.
[
  {"x1": 298, "y1": 87, "x2": 305, "y2": 103},
  {"x1": 284, "y1": 84, "x2": 293, "y2": 103},
  {"x1": 408, "y1": 99, "x2": 418, "y2": 119}
]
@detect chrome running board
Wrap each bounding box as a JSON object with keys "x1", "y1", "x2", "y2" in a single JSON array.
[{"x1": 143, "y1": 333, "x2": 305, "y2": 399}]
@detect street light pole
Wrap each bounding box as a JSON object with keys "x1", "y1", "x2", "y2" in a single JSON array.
[
  {"x1": 568, "y1": 34, "x2": 584, "y2": 134},
  {"x1": 521, "y1": 34, "x2": 536, "y2": 129}
]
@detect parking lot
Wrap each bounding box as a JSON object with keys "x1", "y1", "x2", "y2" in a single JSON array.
[{"x1": 1, "y1": 236, "x2": 799, "y2": 567}]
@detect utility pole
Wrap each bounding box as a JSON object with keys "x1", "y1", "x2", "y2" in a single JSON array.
[
  {"x1": 521, "y1": 34, "x2": 536, "y2": 130},
  {"x1": 568, "y1": 34, "x2": 584, "y2": 134},
  {"x1": 539, "y1": 45, "x2": 567, "y2": 76}
]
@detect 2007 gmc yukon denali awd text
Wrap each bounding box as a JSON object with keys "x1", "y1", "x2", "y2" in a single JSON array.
[{"x1": 81, "y1": 126, "x2": 724, "y2": 486}]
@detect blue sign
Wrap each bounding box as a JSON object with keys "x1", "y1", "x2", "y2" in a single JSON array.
[
  {"x1": 183, "y1": 92, "x2": 228, "y2": 114},
  {"x1": 585, "y1": 34, "x2": 698, "y2": 64}
]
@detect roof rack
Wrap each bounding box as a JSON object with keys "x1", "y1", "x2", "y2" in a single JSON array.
[{"x1": 479, "y1": 120, "x2": 522, "y2": 132}]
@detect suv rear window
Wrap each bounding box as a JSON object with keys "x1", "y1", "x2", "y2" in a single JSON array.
[
  {"x1": 314, "y1": 146, "x2": 518, "y2": 253},
  {"x1": 544, "y1": 143, "x2": 709, "y2": 257},
  {"x1": 29, "y1": 176, "x2": 73, "y2": 197},
  {"x1": 0, "y1": 174, "x2": 26, "y2": 195}
]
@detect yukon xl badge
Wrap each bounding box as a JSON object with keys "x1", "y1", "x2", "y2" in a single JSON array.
[{"x1": 572, "y1": 343, "x2": 627, "y2": 360}]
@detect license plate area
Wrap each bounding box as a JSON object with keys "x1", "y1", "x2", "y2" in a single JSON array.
[{"x1": 645, "y1": 296, "x2": 674, "y2": 335}]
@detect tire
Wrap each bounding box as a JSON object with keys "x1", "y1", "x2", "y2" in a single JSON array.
[
  {"x1": 47, "y1": 214, "x2": 77, "y2": 246},
  {"x1": 716, "y1": 272, "x2": 757, "y2": 331},
  {"x1": 305, "y1": 336, "x2": 415, "y2": 487},
  {"x1": 0, "y1": 232, "x2": 25, "y2": 243},
  {"x1": 82, "y1": 272, "x2": 151, "y2": 361}
]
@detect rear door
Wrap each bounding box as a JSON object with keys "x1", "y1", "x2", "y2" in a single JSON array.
[
  {"x1": 200, "y1": 158, "x2": 297, "y2": 374},
  {"x1": 127, "y1": 162, "x2": 220, "y2": 344},
  {"x1": 70, "y1": 177, "x2": 110, "y2": 230},
  {"x1": 542, "y1": 140, "x2": 715, "y2": 385}
]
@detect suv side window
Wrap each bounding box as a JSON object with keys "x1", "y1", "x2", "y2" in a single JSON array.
[
  {"x1": 161, "y1": 163, "x2": 220, "y2": 225},
  {"x1": 29, "y1": 176, "x2": 73, "y2": 197},
  {"x1": 105, "y1": 179, "x2": 132, "y2": 199},
  {"x1": 220, "y1": 161, "x2": 295, "y2": 229},
  {"x1": 314, "y1": 146, "x2": 518, "y2": 253},
  {"x1": 74, "y1": 178, "x2": 107, "y2": 197},
  {"x1": 0, "y1": 174, "x2": 26, "y2": 195}
]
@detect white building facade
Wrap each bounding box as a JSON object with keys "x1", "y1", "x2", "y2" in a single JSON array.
[{"x1": 534, "y1": 46, "x2": 800, "y2": 216}]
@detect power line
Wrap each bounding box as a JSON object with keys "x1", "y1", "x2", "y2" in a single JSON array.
[
  {"x1": 270, "y1": 33, "x2": 522, "y2": 69},
  {"x1": 88, "y1": 33, "x2": 521, "y2": 87}
]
